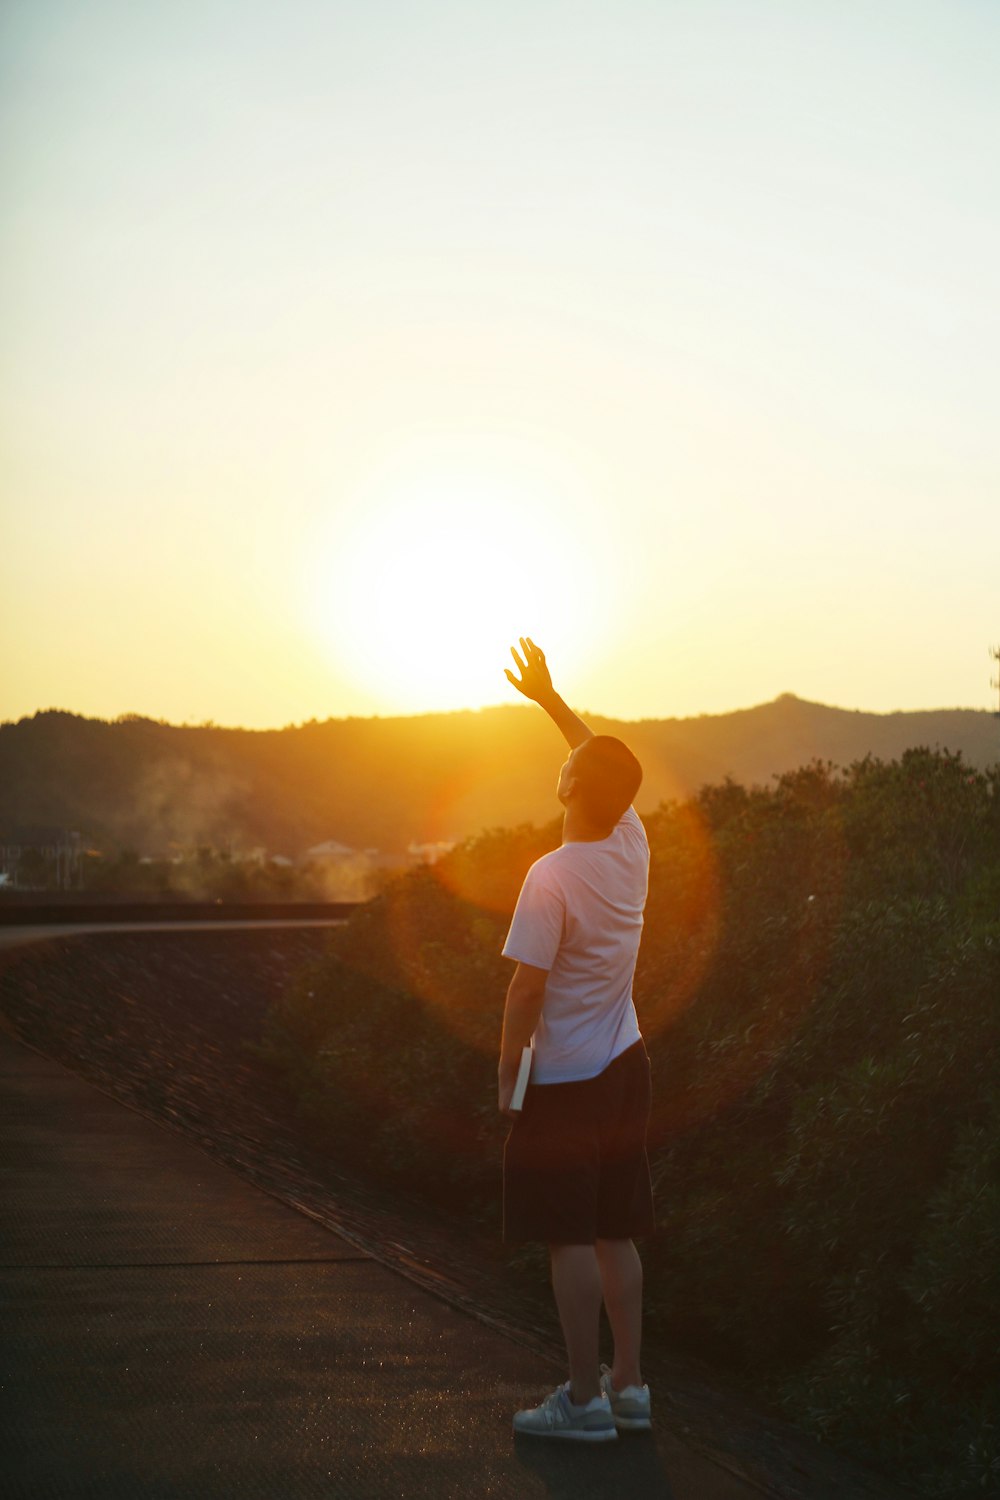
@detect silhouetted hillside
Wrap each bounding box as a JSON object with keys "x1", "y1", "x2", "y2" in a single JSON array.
[{"x1": 1, "y1": 698, "x2": 996, "y2": 856}]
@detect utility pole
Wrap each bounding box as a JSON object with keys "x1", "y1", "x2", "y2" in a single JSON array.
[{"x1": 991, "y1": 645, "x2": 1000, "y2": 717}]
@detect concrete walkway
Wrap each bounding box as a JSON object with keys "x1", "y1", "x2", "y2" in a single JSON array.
[{"x1": 1, "y1": 1032, "x2": 767, "y2": 1500}]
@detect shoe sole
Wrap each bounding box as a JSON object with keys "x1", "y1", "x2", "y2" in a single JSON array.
[
  {"x1": 512, "y1": 1424, "x2": 618, "y2": 1442},
  {"x1": 613, "y1": 1414, "x2": 652, "y2": 1431}
]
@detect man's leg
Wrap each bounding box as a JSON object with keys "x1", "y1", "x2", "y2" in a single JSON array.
[
  {"x1": 595, "y1": 1237, "x2": 644, "y2": 1389},
  {"x1": 549, "y1": 1243, "x2": 603, "y2": 1405}
]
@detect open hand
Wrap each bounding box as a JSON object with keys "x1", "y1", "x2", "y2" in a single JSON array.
[{"x1": 505, "y1": 637, "x2": 554, "y2": 703}]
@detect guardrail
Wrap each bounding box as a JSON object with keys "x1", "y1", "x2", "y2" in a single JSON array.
[{"x1": 0, "y1": 900, "x2": 363, "y2": 926}]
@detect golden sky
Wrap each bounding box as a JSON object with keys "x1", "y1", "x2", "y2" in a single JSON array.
[{"x1": 2, "y1": 0, "x2": 997, "y2": 726}]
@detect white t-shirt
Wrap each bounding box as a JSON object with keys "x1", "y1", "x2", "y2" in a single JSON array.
[{"x1": 502, "y1": 806, "x2": 649, "y2": 1083}]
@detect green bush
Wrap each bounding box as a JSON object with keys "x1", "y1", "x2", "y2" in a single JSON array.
[{"x1": 259, "y1": 749, "x2": 1000, "y2": 1497}]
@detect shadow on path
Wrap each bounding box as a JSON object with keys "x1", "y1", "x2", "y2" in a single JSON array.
[{"x1": 514, "y1": 1431, "x2": 675, "y2": 1497}]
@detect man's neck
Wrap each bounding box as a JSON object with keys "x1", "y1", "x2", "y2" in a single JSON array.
[{"x1": 561, "y1": 805, "x2": 613, "y2": 844}]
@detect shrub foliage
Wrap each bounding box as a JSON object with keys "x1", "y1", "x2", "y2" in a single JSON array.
[{"x1": 259, "y1": 748, "x2": 999, "y2": 1498}]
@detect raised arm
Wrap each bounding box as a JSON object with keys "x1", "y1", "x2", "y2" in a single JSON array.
[{"x1": 504, "y1": 637, "x2": 592, "y2": 750}]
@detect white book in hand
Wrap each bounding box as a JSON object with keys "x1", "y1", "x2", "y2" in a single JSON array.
[{"x1": 509, "y1": 1046, "x2": 533, "y2": 1113}]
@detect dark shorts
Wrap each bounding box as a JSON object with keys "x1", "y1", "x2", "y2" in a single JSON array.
[{"x1": 503, "y1": 1038, "x2": 655, "y2": 1246}]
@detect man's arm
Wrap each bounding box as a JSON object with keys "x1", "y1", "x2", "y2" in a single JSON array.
[
  {"x1": 498, "y1": 961, "x2": 547, "y2": 1113},
  {"x1": 505, "y1": 637, "x2": 592, "y2": 750}
]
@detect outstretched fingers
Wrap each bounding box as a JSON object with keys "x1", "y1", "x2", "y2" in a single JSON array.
[
  {"x1": 506, "y1": 645, "x2": 529, "y2": 695},
  {"x1": 506, "y1": 637, "x2": 551, "y2": 700}
]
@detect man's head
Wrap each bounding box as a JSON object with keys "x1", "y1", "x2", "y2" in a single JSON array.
[{"x1": 557, "y1": 736, "x2": 643, "y2": 832}]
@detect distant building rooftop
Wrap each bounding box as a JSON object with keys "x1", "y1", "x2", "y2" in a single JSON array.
[{"x1": 303, "y1": 840, "x2": 355, "y2": 860}]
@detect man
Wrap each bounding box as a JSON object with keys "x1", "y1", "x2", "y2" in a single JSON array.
[{"x1": 499, "y1": 637, "x2": 654, "y2": 1443}]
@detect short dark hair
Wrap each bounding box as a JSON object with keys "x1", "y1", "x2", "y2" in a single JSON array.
[{"x1": 573, "y1": 736, "x2": 643, "y2": 829}]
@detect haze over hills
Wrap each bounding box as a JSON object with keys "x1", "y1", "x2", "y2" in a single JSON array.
[{"x1": 1, "y1": 697, "x2": 996, "y2": 858}]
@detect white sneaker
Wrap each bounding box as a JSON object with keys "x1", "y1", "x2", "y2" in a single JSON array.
[
  {"x1": 600, "y1": 1365, "x2": 652, "y2": 1431},
  {"x1": 512, "y1": 1381, "x2": 618, "y2": 1442}
]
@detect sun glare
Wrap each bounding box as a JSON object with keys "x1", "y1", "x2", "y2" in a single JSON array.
[{"x1": 307, "y1": 441, "x2": 606, "y2": 713}]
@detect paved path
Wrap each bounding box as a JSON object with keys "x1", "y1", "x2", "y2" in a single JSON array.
[{"x1": 1, "y1": 1031, "x2": 768, "y2": 1500}]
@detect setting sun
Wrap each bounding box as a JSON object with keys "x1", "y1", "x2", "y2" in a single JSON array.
[{"x1": 306, "y1": 440, "x2": 608, "y2": 712}]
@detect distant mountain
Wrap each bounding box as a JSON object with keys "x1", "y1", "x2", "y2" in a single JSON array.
[{"x1": 1, "y1": 698, "x2": 996, "y2": 856}]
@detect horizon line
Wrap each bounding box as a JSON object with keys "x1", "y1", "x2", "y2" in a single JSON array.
[{"x1": 3, "y1": 692, "x2": 993, "y2": 734}]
